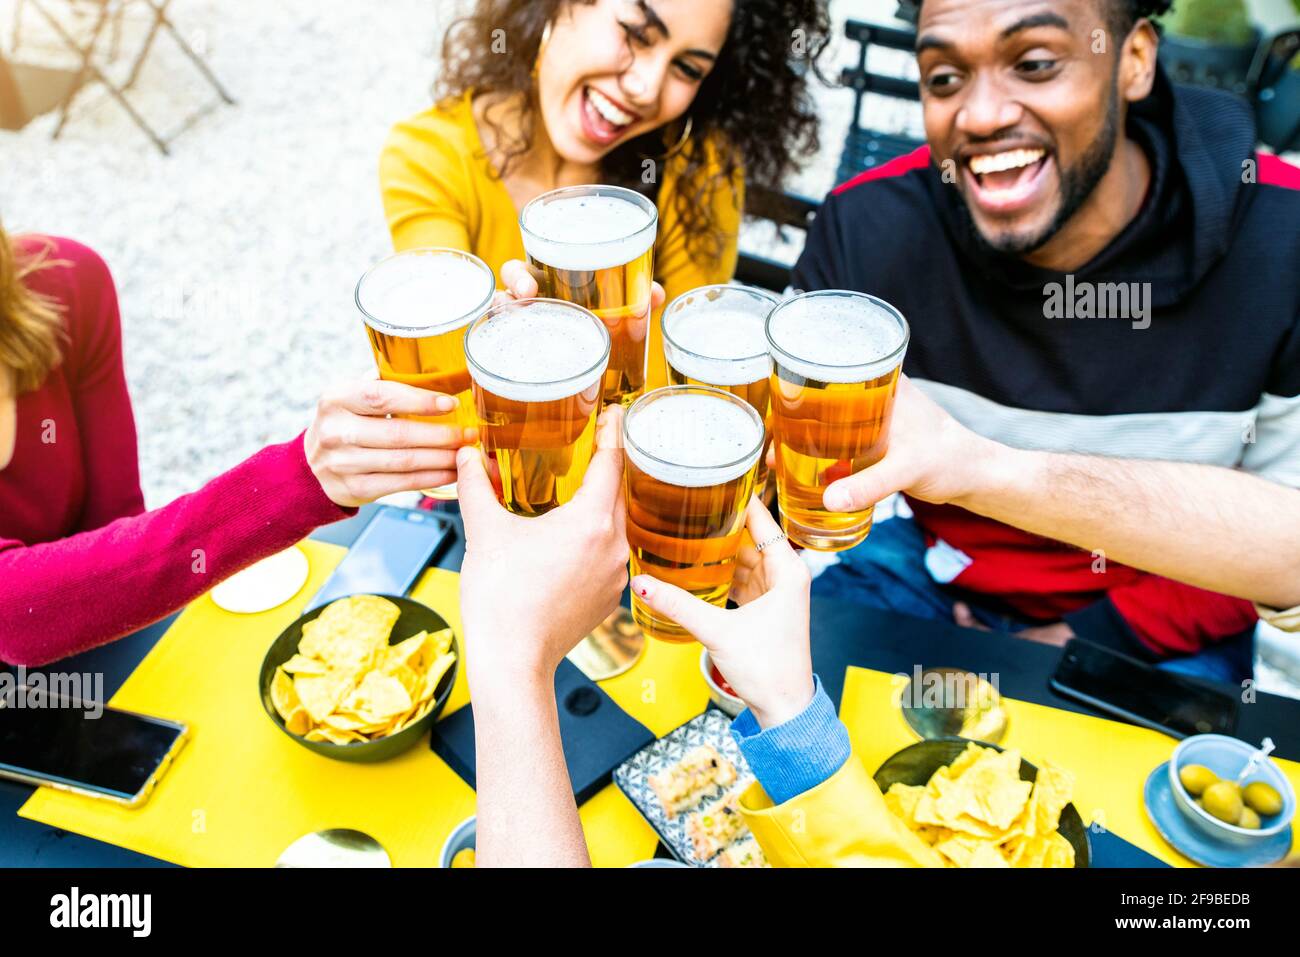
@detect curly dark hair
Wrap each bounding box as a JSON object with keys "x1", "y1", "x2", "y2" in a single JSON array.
[
  {"x1": 1107, "y1": 0, "x2": 1174, "y2": 34},
  {"x1": 437, "y1": 0, "x2": 831, "y2": 267}
]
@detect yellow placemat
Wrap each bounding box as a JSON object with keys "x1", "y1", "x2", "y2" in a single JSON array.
[
  {"x1": 19, "y1": 539, "x2": 709, "y2": 867},
  {"x1": 839, "y1": 666, "x2": 1300, "y2": 867}
]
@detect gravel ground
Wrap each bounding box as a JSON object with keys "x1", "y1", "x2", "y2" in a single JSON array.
[
  {"x1": 3, "y1": 0, "x2": 1296, "y2": 694},
  {"x1": 0, "y1": 0, "x2": 897, "y2": 507}
]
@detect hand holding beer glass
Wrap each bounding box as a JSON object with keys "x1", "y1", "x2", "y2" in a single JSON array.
[
  {"x1": 623, "y1": 385, "x2": 765, "y2": 642},
  {"x1": 519, "y1": 185, "x2": 657, "y2": 407},
  {"x1": 355, "y1": 247, "x2": 496, "y2": 499},
  {"x1": 464, "y1": 298, "x2": 610, "y2": 516},
  {"x1": 766, "y1": 290, "x2": 909, "y2": 551}
]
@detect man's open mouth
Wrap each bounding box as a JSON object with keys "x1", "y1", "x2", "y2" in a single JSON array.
[
  {"x1": 962, "y1": 147, "x2": 1052, "y2": 214},
  {"x1": 580, "y1": 86, "x2": 636, "y2": 146}
]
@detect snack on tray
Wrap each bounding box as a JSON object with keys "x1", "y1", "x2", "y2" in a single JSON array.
[
  {"x1": 883, "y1": 741, "x2": 1076, "y2": 868},
  {"x1": 648, "y1": 744, "x2": 737, "y2": 819},
  {"x1": 717, "y1": 835, "x2": 768, "y2": 868},
  {"x1": 686, "y1": 789, "x2": 748, "y2": 861}
]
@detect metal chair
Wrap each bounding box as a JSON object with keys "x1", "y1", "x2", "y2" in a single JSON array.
[
  {"x1": 1248, "y1": 29, "x2": 1300, "y2": 154},
  {"x1": 836, "y1": 18, "x2": 924, "y2": 186},
  {"x1": 12, "y1": 0, "x2": 234, "y2": 153},
  {"x1": 734, "y1": 184, "x2": 821, "y2": 292}
]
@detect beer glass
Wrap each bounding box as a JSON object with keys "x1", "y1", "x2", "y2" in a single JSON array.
[
  {"x1": 623, "y1": 385, "x2": 764, "y2": 642},
  {"x1": 464, "y1": 298, "x2": 611, "y2": 516},
  {"x1": 519, "y1": 185, "x2": 657, "y2": 408},
  {"x1": 766, "y1": 290, "x2": 909, "y2": 551},
  {"x1": 355, "y1": 247, "x2": 495, "y2": 499},
  {"x1": 661, "y1": 283, "x2": 778, "y2": 496}
]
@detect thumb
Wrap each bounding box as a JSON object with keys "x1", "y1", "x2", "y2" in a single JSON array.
[
  {"x1": 573, "y1": 405, "x2": 625, "y2": 508},
  {"x1": 823, "y1": 455, "x2": 909, "y2": 513},
  {"x1": 630, "y1": 575, "x2": 727, "y2": 647},
  {"x1": 455, "y1": 446, "x2": 505, "y2": 533}
]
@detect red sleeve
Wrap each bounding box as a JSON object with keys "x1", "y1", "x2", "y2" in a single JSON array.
[
  {"x1": 1106, "y1": 574, "x2": 1258, "y2": 657},
  {"x1": 52, "y1": 238, "x2": 145, "y2": 528},
  {"x1": 0, "y1": 433, "x2": 355, "y2": 666}
]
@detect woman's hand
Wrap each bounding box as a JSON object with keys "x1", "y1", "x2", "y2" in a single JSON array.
[
  {"x1": 499, "y1": 259, "x2": 666, "y2": 311},
  {"x1": 304, "y1": 379, "x2": 477, "y2": 508},
  {"x1": 457, "y1": 406, "x2": 629, "y2": 689},
  {"x1": 631, "y1": 499, "x2": 814, "y2": 729}
]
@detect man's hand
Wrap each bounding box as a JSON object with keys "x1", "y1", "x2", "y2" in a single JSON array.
[
  {"x1": 457, "y1": 407, "x2": 629, "y2": 689},
  {"x1": 823, "y1": 374, "x2": 997, "y2": 514},
  {"x1": 822, "y1": 375, "x2": 1300, "y2": 610},
  {"x1": 304, "y1": 379, "x2": 477, "y2": 507}
]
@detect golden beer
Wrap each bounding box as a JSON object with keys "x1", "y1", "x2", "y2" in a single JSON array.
[
  {"x1": 766, "y1": 290, "x2": 909, "y2": 551},
  {"x1": 662, "y1": 284, "x2": 778, "y2": 496},
  {"x1": 520, "y1": 185, "x2": 657, "y2": 408},
  {"x1": 624, "y1": 385, "x2": 764, "y2": 642},
  {"x1": 464, "y1": 298, "x2": 611, "y2": 516},
  {"x1": 355, "y1": 248, "x2": 495, "y2": 498}
]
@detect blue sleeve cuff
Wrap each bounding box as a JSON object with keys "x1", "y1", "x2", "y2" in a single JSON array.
[{"x1": 729, "y1": 675, "x2": 850, "y2": 805}]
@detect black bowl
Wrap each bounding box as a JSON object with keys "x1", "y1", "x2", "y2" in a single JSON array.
[
  {"x1": 873, "y1": 737, "x2": 1091, "y2": 867},
  {"x1": 258, "y1": 594, "x2": 458, "y2": 763}
]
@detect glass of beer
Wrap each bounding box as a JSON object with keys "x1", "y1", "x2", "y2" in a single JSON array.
[
  {"x1": 661, "y1": 284, "x2": 778, "y2": 496},
  {"x1": 624, "y1": 385, "x2": 765, "y2": 642},
  {"x1": 519, "y1": 185, "x2": 657, "y2": 408},
  {"x1": 766, "y1": 290, "x2": 909, "y2": 551},
  {"x1": 464, "y1": 298, "x2": 611, "y2": 516},
  {"x1": 355, "y1": 247, "x2": 496, "y2": 499}
]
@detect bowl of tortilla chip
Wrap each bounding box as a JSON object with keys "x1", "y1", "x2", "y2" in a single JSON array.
[
  {"x1": 259, "y1": 594, "x2": 459, "y2": 762},
  {"x1": 873, "y1": 738, "x2": 1091, "y2": 868}
]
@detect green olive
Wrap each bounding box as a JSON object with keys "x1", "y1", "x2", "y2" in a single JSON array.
[
  {"x1": 1237, "y1": 807, "x2": 1262, "y2": 830},
  {"x1": 1202, "y1": 781, "x2": 1244, "y2": 824},
  {"x1": 1179, "y1": 764, "x2": 1219, "y2": 797},
  {"x1": 1243, "y1": 781, "x2": 1283, "y2": 817}
]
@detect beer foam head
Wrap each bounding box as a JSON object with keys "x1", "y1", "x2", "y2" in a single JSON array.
[
  {"x1": 466, "y1": 300, "x2": 609, "y2": 402},
  {"x1": 766, "y1": 292, "x2": 907, "y2": 383},
  {"x1": 357, "y1": 250, "x2": 494, "y2": 336},
  {"x1": 664, "y1": 303, "x2": 773, "y2": 386},
  {"x1": 624, "y1": 390, "x2": 763, "y2": 488},
  {"x1": 521, "y1": 192, "x2": 656, "y2": 272}
]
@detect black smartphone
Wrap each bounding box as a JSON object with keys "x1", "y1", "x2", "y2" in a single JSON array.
[
  {"x1": 0, "y1": 688, "x2": 187, "y2": 807},
  {"x1": 304, "y1": 505, "x2": 453, "y2": 613},
  {"x1": 1050, "y1": 638, "x2": 1238, "y2": 739}
]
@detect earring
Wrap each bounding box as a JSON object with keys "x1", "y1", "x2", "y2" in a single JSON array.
[
  {"x1": 659, "y1": 115, "x2": 693, "y2": 160},
  {"x1": 535, "y1": 20, "x2": 552, "y2": 70}
]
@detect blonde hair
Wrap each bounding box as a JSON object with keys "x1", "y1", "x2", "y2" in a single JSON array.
[{"x1": 0, "y1": 223, "x2": 65, "y2": 395}]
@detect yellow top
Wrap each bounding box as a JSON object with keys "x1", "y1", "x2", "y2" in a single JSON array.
[
  {"x1": 379, "y1": 92, "x2": 743, "y2": 389},
  {"x1": 740, "y1": 756, "x2": 945, "y2": 868}
]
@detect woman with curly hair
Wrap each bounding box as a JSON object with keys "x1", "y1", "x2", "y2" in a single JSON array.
[{"x1": 380, "y1": 0, "x2": 828, "y2": 387}]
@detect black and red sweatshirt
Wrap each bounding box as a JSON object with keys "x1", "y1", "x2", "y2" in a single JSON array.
[{"x1": 793, "y1": 68, "x2": 1300, "y2": 660}]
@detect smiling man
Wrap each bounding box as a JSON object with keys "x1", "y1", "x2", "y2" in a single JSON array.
[{"x1": 795, "y1": 0, "x2": 1300, "y2": 679}]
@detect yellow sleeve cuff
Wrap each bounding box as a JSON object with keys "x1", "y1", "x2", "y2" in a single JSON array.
[
  {"x1": 738, "y1": 753, "x2": 945, "y2": 868},
  {"x1": 1255, "y1": 602, "x2": 1300, "y2": 632}
]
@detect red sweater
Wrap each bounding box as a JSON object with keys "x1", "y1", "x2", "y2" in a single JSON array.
[{"x1": 0, "y1": 237, "x2": 353, "y2": 666}]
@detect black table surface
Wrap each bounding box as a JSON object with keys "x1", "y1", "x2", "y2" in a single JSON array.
[{"x1": 4, "y1": 504, "x2": 1296, "y2": 866}]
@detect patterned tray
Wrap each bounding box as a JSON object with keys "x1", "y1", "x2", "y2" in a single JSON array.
[{"x1": 613, "y1": 708, "x2": 756, "y2": 866}]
